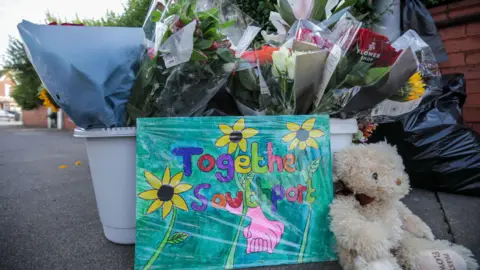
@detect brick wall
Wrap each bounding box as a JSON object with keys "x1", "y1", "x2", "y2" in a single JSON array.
[
  {"x1": 22, "y1": 106, "x2": 77, "y2": 130},
  {"x1": 22, "y1": 106, "x2": 48, "y2": 127},
  {"x1": 430, "y1": 0, "x2": 480, "y2": 134},
  {"x1": 63, "y1": 113, "x2": 76, "y2": 130}
]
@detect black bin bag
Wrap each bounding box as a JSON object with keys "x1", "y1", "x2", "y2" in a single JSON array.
[{"x1": 369, "y1": 74, "x2": 480, "y2": 196}]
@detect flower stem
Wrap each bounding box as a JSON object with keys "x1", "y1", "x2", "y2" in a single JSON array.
[
  {"x1": 225, "y1": 195, "x2": 247, "y2": 269},
  {"x1": 226, "y1": 149, "x2": 246, "y2": 269},
  {"x1": 144, "y1": 207, "x2": 177, "y2": 270},
  {"x1": 297, "y1": 205, "x2": 312, "y2": 264}
]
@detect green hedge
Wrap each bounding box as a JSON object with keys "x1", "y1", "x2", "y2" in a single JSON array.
[{"x1": 236, "y1": 0, "x2": 276, "y2": 32}]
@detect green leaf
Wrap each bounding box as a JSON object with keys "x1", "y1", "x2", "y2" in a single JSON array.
[
  {"x1": 204, "y1": 28, "x2": 218, "y2": 39},
  {"x1": 275, "y1": 0, "x2": 295, "y2": 25},
  {"x1": 238, "y1": 69, "x2": 259, "y2": 91},
  {"x1": 141, "y1": 57, "x2": 157, "y2": 88},
  {"x1": 334, "y1": 0, "x2": 357, "y2": 13},
  {"x1": 194, "y1": 39, "x2": 214, "y2": 50},
  {"x1": 167, "y1": 232, "x2": 188, "y2": 244},
  {"x1": 151, "y1": 10, "x2": 161, "y2": 22},
  {"x1": 310, "y1": 0, "x2": 328, "y2": 21},
  {"x1": 364, "y1": 67, "x2": 389, "y2": 85},
  {"x1": 307, "y1": 159, "x2": 320, "y2": 177},
  {"x1": 191, "y1": 49, "x2": 208, "y2": 61},
  {"x1": 216, "y1": 48, "x2": 236, "y2": 63},
  {"x1": 219, "y1": 19, "x2": 235, "y2": 29},
  {"x1": 126, "y1": 103, "x2": 147, "y2": 121},
  {"x1": 197, "y1": 8, "x2": 219, "y2": 20}
]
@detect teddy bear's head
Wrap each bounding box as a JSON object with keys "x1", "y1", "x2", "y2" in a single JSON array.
[{"x1": 334, "y1": 142, "x2": 410, "y2": 204}]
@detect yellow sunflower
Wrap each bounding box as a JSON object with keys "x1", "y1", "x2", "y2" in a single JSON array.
[
  {"x1": 215, "y1": 118, "x2": 259, "y2": 154},
  {"x1": 138, "y1": 168, "x2": 192, "y2": 219},
  {"x1": 39, "y1": 89, "x2": 58, "y2": 112},
  {"x1": 282, "y1": 118, "x2": 325, "y2": 150},
  {"x1": 407, "y1": 72, "x2": 426, "y2": 101}
]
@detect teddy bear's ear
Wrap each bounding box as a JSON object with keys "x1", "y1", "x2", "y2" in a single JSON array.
[{"x1": 333, "y1": 145, "x2": 363, "y2": 180}]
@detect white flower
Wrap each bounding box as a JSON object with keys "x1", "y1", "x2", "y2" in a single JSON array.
[
  {"x1": 286, "y1": 55, "x2": 295, "y2": 80},
  {"x1": 272, "y1": 46, "x2": 291, "y2": 78}
]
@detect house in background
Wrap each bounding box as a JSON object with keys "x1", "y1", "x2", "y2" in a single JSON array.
[{"x1": 0, "y1": 72, "x2": 20, "y2": 112}]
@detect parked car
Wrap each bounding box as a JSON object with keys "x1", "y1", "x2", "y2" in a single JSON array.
[{"x1": 0, "y1": 110, "x2": 15, "y2": 121}]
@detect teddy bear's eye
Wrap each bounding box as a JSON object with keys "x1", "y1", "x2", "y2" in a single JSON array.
[{"x1": 372, "y1": 173, "x2": 378, "y2": 180}]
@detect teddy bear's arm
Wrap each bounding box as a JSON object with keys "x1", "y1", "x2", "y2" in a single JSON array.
[
  {"x1": 396, "y1": 201, "x2": 435, "y2": 241},
  {"x1": 330, "y1": 196, "x2": 393, "y2": 261}
]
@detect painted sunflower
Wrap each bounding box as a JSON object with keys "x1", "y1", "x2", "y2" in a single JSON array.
[
  {"x1": 138, "y1": 168, "x2": 192, "y2": 219},
  {"x1": 215, "y1": 118, "x2": 259, "y2": 154},
  {"x1": 282, "y1": 118, "x2": 324, "y2": 150},
  {"x1": 407, "y1": 72, "x2": 426, "y2": 101}
]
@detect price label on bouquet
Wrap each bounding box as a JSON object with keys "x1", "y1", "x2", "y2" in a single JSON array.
[{"x1": 135, "y1": 115, "x2": 336, "y2": 269}]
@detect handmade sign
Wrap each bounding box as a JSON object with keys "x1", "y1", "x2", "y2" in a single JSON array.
[{"x1": 135, "y1": 115, "x2": 336, "y2": 269}]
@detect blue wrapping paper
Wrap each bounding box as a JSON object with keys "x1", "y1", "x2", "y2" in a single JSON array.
[{"x1": 18, "y1": 20, "x2": 145, "y2": 128}]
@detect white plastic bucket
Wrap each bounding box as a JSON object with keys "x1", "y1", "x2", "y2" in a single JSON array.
[
  {"x1": 74, "y1": 127, "x2": 137, "y2": 244},
  {"x1": 74, "y1": 118, "x2": 357, "y2": 244}
]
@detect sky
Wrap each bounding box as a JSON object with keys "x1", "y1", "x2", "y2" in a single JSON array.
[{"x1": 0, "y1": 0, "x2": 127, "y2": 67}]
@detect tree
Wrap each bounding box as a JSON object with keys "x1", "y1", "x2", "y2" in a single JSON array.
[
  {"x1": 3, "y1": 37, "x2": 42, "y2": 110},
  {"x1": 3, "y1": 0, "x2": 151, "y2": 110}
]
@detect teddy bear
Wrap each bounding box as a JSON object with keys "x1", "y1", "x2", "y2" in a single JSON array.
[{"x1": 329, "y1": 142, "x2": 478, "y2": 270}]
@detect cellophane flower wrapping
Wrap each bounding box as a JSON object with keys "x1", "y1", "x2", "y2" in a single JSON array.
[
  {"x1": 17, "y1": 20, "x2": 145, "y2": 129},
  {"x1": 311, "y1": 12, "x2": 418, "y2": 118},
  {"x1": 229, "y1": 19, "x2": 332, "y2": 116},
  {"x1": 126, "y1": 0, "x2": 260, "y2": 124},
  {"x1": 369, "y1": 30, "x2": 443, "y2": 122},
  {"x1": 228, "y1": 45, "x2": 298, "y2": 116}
]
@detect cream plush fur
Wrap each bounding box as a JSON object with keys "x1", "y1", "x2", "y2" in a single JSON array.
[{"x1": 330, "y1": 142, "x2": 478, "y2": 270}]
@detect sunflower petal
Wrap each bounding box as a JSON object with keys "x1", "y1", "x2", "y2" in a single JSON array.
[
  {"x1": 162, "y1": 201, "x2": 173, "y2": 219},
  {"x1": 228, "y1": 142, "x2": 238, "y2": 154},
  {"x1": 306, "y1": 137, "x2": 319, "y2": 149},
  {"x1": 299, "y1": 141, "x2": 307, "y2": 150},
  {"x1": 162, "y1": 167, "x2": 171, "y2": 185},
  {"x1": 301, "y1": 118, "x2": 316, "y2": 131},
  {"x1": 289, "y1": 138, "x2": 300, "y2": 150},
  {"x1": 233, "y1": 118, "x2": 245, "y2": 131},
  {"x1": 287, "y1": 122, "x2": 300, "y2": 131},
  {"x1": 138, "y1": 189, "x2": 159, "y2": 200},
  {"x1": 242, "y1": 128, "x2": 258, "y2": 139},
  {"x1": 147, "y1": 200, "x2": 163, "y2": 214},
  {"x1": 309, "y1": 129, "x2": 324, "y2": 138},
  {"x1": 238, "y1": 138, "x2": 247, "y2": 152},
  {"x1": 215, "y1": 135, "x2": 231, "y2": 147},
  {"x1": 174, "y1": 183, "x2": 192, "y2": 194},
  {"x1": 172, "y1": 194, "x2": 189, "y2": 211},
  {"x1": 282, "y1": 131, "x2": 297, "y2": 142},
  {"x1": 219, "y1": 124, "x2": 233, "y2": 135},
  {"x1": 170, "y1": 172, "x2": 183, "y2": 187},
  {"x1": 145, "y1": 171, "x2": 162, "y2": 189}
]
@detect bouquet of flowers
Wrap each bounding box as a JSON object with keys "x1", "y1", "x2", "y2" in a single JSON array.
[
  {"x1": 127, "y1": 0, "x2": 260, "y2": 123},
  {"x1": 227, "y1": 45, "x2": 297, "y2": 115},
  {"x1": 18, "y1": 20, "x2": 144, "y2": 129},
  {"x1": 370, "y1": 30, "x2": 442, "y2": 121},
  {"x1": 311, "y1": 12, "x2": 418, "y2": 118}
]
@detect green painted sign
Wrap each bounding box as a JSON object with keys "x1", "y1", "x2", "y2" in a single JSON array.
[{"x1": 135, "y1": 115, "x2": 336, "y2": 269}]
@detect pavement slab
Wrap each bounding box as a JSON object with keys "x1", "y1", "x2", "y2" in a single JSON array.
[
  {"x1": 437, "y1": 192, "x2": 480, "y2": 260},
  {"x1": 0, "y1": 127, "x2": 478, "y2": 270},
  {"x1": 401, "y1": 189, "x2": 451, "y2": 241}
]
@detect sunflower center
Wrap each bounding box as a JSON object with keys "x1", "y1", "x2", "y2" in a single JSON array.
[
  {"x1": 296, "y1": 129, "x2": 310, "y2": 141},
  {"x1": 157, "y1": 185, "x2": 174, "y2": 202},
  {"x1": 229, "y1": 131, "x2": 243, "y2": 143}
]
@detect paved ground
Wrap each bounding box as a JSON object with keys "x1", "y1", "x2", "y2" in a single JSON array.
[{"x1": 0, "y1": 127, "x2": 479, "y2": 270}]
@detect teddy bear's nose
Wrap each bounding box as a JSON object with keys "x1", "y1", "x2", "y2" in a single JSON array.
[{"x1": 396, "y1": 179, "x2": 402, "y2": 186}]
